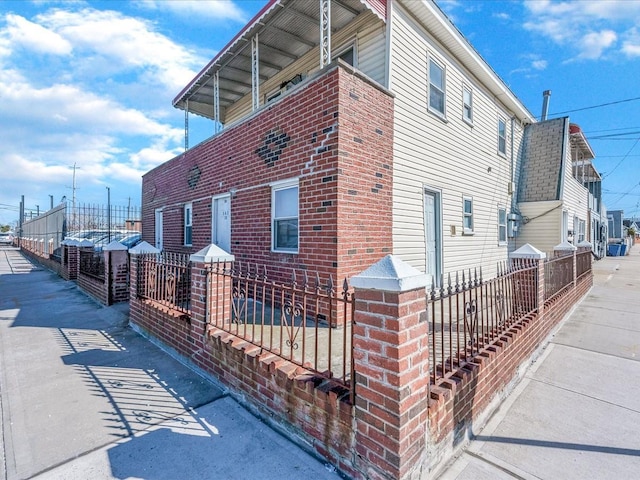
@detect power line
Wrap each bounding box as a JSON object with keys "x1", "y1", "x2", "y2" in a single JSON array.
[
  {"x1": 602, "y1": 136, "x2": 640, "y2": 179},
  {"x1": 547, "y1": 96, "x2": 640, "y2": 117}
]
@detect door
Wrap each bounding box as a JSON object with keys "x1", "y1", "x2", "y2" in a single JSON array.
[
  {"x1": 212, "y1": 195, "x2": 231, "y2": 252},
  {"x1": 154, "y1": 208, "x2": 163, "y2": 250},
  {"x1": 424, "y1": 190, "x2": 441, "y2": 286}
]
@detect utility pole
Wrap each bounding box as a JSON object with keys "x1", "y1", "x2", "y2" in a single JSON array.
[{"x1": 106, "y1": 186, "x2": 111, "y2": 243}]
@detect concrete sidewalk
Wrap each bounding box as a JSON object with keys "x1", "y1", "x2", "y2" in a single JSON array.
[
  {"x1": 437, "y1": 245, "x2": 640, "y2": 480},
  {"x1": 0, "y1": 247, "x2": 341, "y2": 480}
]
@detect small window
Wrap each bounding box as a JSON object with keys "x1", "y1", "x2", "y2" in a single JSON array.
[
  {"x1": 429, "y1": 58, "x2": 446, "y2": 117},
  {"x1": 498, "y1": 207, "x2": 507, "y2": 245},
  {"x1": 498, "y1": 117, "x2": 507, "y2": 155},
  {"x1": 463, "y1": 86, "x2": 473, "y2": 123},
  {"x1": 184, "y1": 203, "x2": 193, "y2": 246},
  {"x1": 334, "y1": 42, "x2": 356, "y2": 67},
  {"x1": 272, "y1": 180, "x2": 299, "y2": 252},
  {"x1": 463, "y1": 196, "x2": 474, "y2": 234}
]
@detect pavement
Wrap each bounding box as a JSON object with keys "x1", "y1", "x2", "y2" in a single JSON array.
[
  {"x1": 437, "y1": 244, "x2": 640, "y2": 480},
  {"x1": 0, "y1": 247, "x2": 342, "y2": 480}
]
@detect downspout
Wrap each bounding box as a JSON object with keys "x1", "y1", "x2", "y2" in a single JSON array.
[{"x1": 510, "y1": 116, "x2": 515, "y2": 210}]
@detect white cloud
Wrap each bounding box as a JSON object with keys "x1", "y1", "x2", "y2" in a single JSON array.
[
  {"x1": 137, "y1": 0, "x2": 246, "y2": 23},
  {"x1": 523, "y1": 0, "x2": 640, "y2": 60},
  {"x1": 531, "y1": 59, "x2": 548, "y2": 70},
  {"x1": 4, "y1": 13, "x2": 72, "y2": 55},
  {"x1": 622, "y1": 28, "x2": 640, "y2": 57},
  {"x1": 578, "y1": 30, "x2": 617, "y2": 59}
]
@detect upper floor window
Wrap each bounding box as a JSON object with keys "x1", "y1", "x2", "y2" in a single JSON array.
[
  {"x1": 334, "y1": 42, "x2": 356, "y2": 67},
  {"x1": 498, "y1": 117, "x2": 507, "y2": 155},
  {"x1": 463, "y1": 196, "x2": 474, "y2": 235},
  {"x1": 498, "y1": 207, "x2": 507, "y2": 245},
  {"x1": 271, "y1": 179, "x2": 299, "y2": 253},
  {"x1": 429, "y1": 58, "x2": 446, "y2": 117},
  {"x1": 463, "y1": 86, "x2": 473, "y2": 123},
  {"x1": 184, "y1": 203, "x2": 193, "y2": 246}
]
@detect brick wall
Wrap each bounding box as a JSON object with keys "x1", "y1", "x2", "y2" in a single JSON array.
[{"x1": 142, "y1": 62, "x2": 393, "y2": 288}]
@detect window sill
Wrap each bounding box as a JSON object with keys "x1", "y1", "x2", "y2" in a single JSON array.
[
  {"x1": 463, "y1": 117, "x2": 473, "y2": 127},
  {"x1": 427, "y1": 108, "x2": 448, "y2": 124},
  {"x1": 271, "y1": 249, "x2": 299, "y2": 255},
  {"x1": 462, "y1": 229, "x2": 474, "y2": 236}
]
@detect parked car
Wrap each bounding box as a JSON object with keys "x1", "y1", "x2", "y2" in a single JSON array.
[{"x1": 0, "y1": 232, "x2": 14, "y2": 245}]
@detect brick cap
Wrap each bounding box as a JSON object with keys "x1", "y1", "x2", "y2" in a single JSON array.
[
  {"x1": 553, "y1": 240, "x2": 577, "y2": 252},
  {"x1": 61, "y1": 239, "x2": 80, "y2": 246},
  {"x1": 78, "y1": 239, "x2": 94, "y2": 247},
  {"x1": 577, "y1": 240, "x2": 593, "y2": 248},
  {"x1": 351, "y1": 254, "x2": 428, "y2": 292},
  {"x1": 510, "y1": 243, "x2": 546, "y2": 259},
  {"x1": 129, "y1": 241, "x2": 160, "y2": 254},
  {"x1": 103, "y1": 240, "x2": 128, "y2": 251},
  {"x1": 190, "y1": 243, "x2": 235, "y2": 263}
]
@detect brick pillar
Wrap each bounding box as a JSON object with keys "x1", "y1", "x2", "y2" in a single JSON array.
[
  {"x1": 65, "y1": 242, "x2": 80, "y2": 280},
  {"x1": 351, "y1": 255, "x2": 430, "y2": 480},
  {"x1": 510, "y1": 244, "x2": 546, "y2": 316},
  {"x1": 190, "y1": 244, "x2": 235, "y2": 336},
  {"x1": 104, "y1": 242, "x2": 129, "y2": 305}
]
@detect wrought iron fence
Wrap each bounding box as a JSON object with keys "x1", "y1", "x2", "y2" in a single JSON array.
[
  {"x1": 576, "y1": 250, "x2": 592, "y2": 279},
  {"x1": 136, "y1": 253, "x2": 191, "y2": 315},
  {"x1": 544, "y1": 255, "x2": 574, "y2": 301},
  {"x1": 207, "y1": 262, "x2": 354, "y2": 388},
  {"x1": 428, "y1": 261, "x2": 538, "y2": 384},
  {"x1": 79, "y1": 250, "x2": 105, "y2": 282}
]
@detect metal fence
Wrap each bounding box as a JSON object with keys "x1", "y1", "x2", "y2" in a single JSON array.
[
  {"x1": 207, "y1": 262, "x2": 354, "y2": 388},
  {"x1": 79, "y1": 250, "x2": 105, "y2": 282},
  {"x1": 136, "y1": 253, "x2": 191, "y2": 315},
  {"x1": 428, "y1": 262, "x2": 539, "y2": 384},
  {"x1": 576, "y1": 250, "x2": 592, "y2": 279},
  {"x1": 544, "y1": 255, "x2": 574, "y2": 301},
  {"x1": 20, "y1": 202, "x2": 141, "y2": 255}
]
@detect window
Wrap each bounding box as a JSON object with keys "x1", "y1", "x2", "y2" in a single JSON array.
[
  {"x1": 184, "y1": 203, "x2": 192, "y2": 246},
  {"x1": 578, "y1": 219, "x2": 586, "y2": 243},
  {"x1": 272, "y1": 180, "x2": 299, "y2": 252},
  {"x1": 498, "y1": 117, "x2": 507, "y2": 155},
  {"x1": 498, "y1": 207, "x2": 507, "y2": 244},
  {"x1": 429, "y1": 58, "x2": 446, "y2": 117},
  {"x1": 334, "y1": 43, "x2": 356, "y2": 67},
  {"x1": 462, "y1": 86, "x2": 473, "y2": 123},
  {"x1": 463, "y1": 196, "x2": 474, "y2": 234}
]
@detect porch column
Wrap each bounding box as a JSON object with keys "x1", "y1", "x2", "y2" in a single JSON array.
[
  {"x1": 351, "y1": 255, "x2": 430, "y2": 480},
  {"x1": 320, "y1": 0, "x2": 331, "y2": 68},
  {"x1": 251, "y1": 34, "x2": 260, "y2": 111},
  {"x1": 214, "y1": 71, "x2": 221, "y2": 134}
]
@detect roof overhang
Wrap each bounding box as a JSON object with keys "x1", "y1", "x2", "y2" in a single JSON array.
[{"x1": 173, "y1": 0, "x2": 385, "y2": 122}]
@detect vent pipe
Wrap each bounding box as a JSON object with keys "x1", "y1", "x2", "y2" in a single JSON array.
[{"x1": 541, "y1": 89, "x2": 551, "y2": 121}]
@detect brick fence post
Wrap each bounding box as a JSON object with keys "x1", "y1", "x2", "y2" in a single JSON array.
[
  {"x1": 61, "y1": 239, "x2": 79, "y2": 280},
  {"x1": 128, "y1": 241, "x2": 161, "y2": 322},
  {"x1": 350, "y1": 255, "x2": 430, "y2": 480},
  {"x1": 104, "y1": 241, "x2": 129, "y2": 305},
  {"x1": 510, "y1": 244, "x2": 546, "y2": 318},
  {"x1": 190, "y1": 244, "x2": 235, "y2": 346}
]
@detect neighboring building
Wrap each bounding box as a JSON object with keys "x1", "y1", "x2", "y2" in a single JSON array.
[
  {"x1": 608, "y1": 209, "x2": 625, "y2": 241},
  {"x1": 515, "y1": 119, "x2": 604, "y2": 256},
  {"x1": 142, "y1": 0, "x2": 568, "y2": 285}
]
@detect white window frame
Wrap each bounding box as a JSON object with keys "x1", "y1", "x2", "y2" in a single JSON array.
[
  {"x1": 463, "y1": 196, "x2": 474, "y2": 235},
  {"x1": 271, "y1": 178, "x2": 299, "y2": 253},
  {"x1": 428, "y1": 57, "x2": 446, "y2": 118},
  {"x1": 462, "y1": 85, "x2": 473, "y2": 124},
  {"x1": 498, "y1": 117, "x2": 507, "y2": 156},
  {"x1": 498, "y1": 206, "x2": 507, "y2": 245},
  {"x1": 184, "y1": 203, "x2": 193, "y2": 246},
  {"x1": 333, "y1": 40, "x2": 357, "y2": 68}
]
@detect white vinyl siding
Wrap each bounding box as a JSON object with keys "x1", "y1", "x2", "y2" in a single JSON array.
[
  {"x1": 515, "y1": 201, "x2": 563, "y2": 254},
  {"x1": 389, "y1": 3, "x2": 525, "y2": 279},
  {"x1": 225, "y1": 12, "x2": 385, "y2": 125}
]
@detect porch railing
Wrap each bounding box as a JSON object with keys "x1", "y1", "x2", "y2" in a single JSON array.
[
  {"x1": 544, "y1": 255, "x2": 574, "y2": 301},
  {"x1": 136, "y1": 253, "x2": 191, "y2": 315},
  {"x1": 207, "y1": 262, "x2": 354, "y2": 388},
  {"x1": 428, "y1": 261, "x2": 538, "y2": 384}
]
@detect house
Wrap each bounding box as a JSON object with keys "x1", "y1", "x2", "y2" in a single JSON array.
[
  {"x1": 142, "y1": 0, "x2": 540, "y2": 286},
  {"x1": 608, "y1": 209, "x2": 624, "y2": 241},
  {"x1": 515, "y1": 119, "x2": 605, "y2": 256}
]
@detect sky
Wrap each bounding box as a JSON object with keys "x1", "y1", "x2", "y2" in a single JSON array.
[{"x1": 0, "y1": 0, "x2": 639, "y2": 227}]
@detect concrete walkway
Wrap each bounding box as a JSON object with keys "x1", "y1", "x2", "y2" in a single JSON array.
[
  {"x1": 0, "y1": 247, "x2": 341, "y2": 480},
  {"x1": 437, "y1": 245, "x2": 640, "y2": 480}
]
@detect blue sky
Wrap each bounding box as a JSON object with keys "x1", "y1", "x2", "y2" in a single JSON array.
[{"x1": 1, "y1": 0, "x2": 639, "y2": 226}]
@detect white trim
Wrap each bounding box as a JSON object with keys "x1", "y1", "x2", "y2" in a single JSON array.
[
  {"x1": 427, "y1": 54, "x2": 446, "y2": 120},
  {"x1": 463, "y1": 195, "x2": 474, "y2": 235},
  {"x1": 498, "y1": 116, "x2": 507, "y2": 156},
  {"x1": 462, "y1": 84, "x2": 473, "y2": 125},
  {"x1": 184, "y1": 202, "x2": 193, "y2": 246},
  {"x1": 333, "y1": 39, "x2": 358, "y2": 68},
  {"x1": 271, "y1": 178, "x2": 299, "y2": 253},
  {"x1": 498, "y1": 206, "x2": 507, "y2": 246},
  {"x1": 269, "y1": 177, "x2": 299, "y2": 188}
]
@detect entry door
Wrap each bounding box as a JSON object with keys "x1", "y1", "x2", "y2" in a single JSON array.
[
  {"x1": 212, "y1": 195, "x2": 231, "y2": 252},
  {"x1": 154, "y1": 208, "x2": 163, "y2": 250},
  {"x1": 424, "y1": 190, "x2": 441, "y2": 286}
]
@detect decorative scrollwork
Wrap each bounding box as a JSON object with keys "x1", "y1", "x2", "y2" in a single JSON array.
[{"x1": 464, "y1": 299, "x2": 478, "y2": 346}]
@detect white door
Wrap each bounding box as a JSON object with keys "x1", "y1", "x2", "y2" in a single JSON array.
[
  {"x1": 212, "y1": 195, "x2": 231, "y2": 252},
  {"x1": 424, "y1": 191, "x2": 441, "y2": 286},
  {"x1": 154, "y1": 208, "x2": 163, "y2": 250}
]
